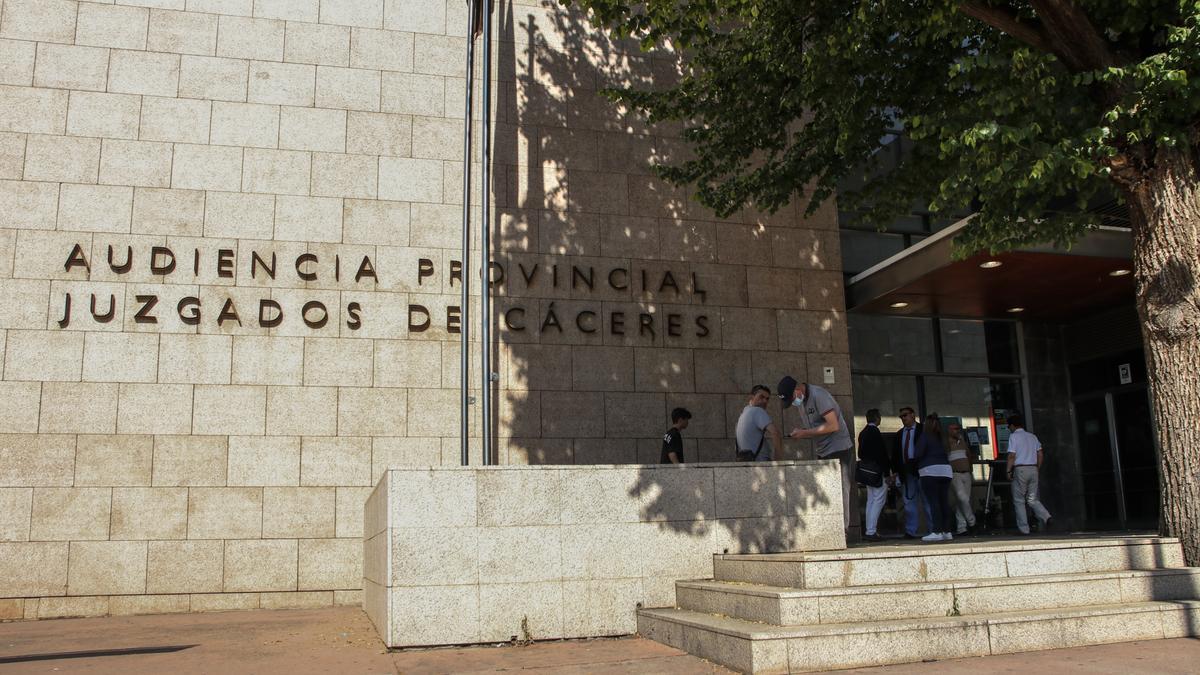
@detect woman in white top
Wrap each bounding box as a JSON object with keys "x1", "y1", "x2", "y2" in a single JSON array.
[{"x1": 946, "y1": 422, "x2": 977, "y2": 534}]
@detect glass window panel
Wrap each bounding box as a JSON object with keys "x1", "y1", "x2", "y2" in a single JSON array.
[
  {"x1": 938, "y1": 319, "x2": 1020, "y2": 374},
  {"x1": 924, "y1": 376, "x2": 1022, "y2": 461},
  {"x1": 849, "y1": 314, "x2": 937, "y2": 372},
  {"x1": 839, "y1": 230, "x2": 905, "y2": 276},
  {"x1": 850, "y1": 374, "x2": 919, "y2": 436}
]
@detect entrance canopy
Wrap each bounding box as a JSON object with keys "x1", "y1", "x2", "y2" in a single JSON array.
[{"x1": 846, "y1": 218, "x2": 1135, "y2": 321}]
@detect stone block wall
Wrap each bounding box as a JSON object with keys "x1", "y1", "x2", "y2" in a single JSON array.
[
  {"x1": 365, "y1": 463, "x2": 847, "y2": 647},
  {"x1": 0, "y1": 0, "x2": 849, "y2": 619}
]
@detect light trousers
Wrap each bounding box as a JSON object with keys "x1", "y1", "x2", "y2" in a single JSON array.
[
  {"x1": 864, "y1": 483, "x2": 888, "y2": 536},
  {"x1": 1012, "y1": 465, "x2": 1052, "y2": 533},
  {"x1": 950, "y1": 471, "x2": 976, "y2": 532}
]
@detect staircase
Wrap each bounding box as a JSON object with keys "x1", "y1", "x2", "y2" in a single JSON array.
[{"x1": 637, "y1": 536, "x2": 1200, "y2": 673}]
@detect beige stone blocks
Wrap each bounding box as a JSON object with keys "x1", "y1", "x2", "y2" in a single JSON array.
[
  {"x1": 0, "y1": 435, "x2": 75, "y2": 487},
  {"x1": 384, "y1": 0, "x2": 445, "y2": 34},
  {"x1": 0, "y1": 86, "x2": 69, "y2": 135},
  {"x1": 0, "y1": 0, "x2": 78, "y2": 45},
  {"x1": 0, "y1": 40, "x2": 36, "y2": 86},
  {"x1": 73, "y1": 434, "x2": 153, "y2": 486},
  {"x1": 25, "y1": 134, "x2": 100, "y2": 184},
  {"x1": 0, "y1": 383, "x2": 40, "y2": 434},
  {"x1": 256, "y1": 0, "x2": 320, "y2": 23},
  {"x1": 266, "y1": 386, "x2": 337, "y2": 436},
  {"x1": 0, "y1": 132, "x2": 25, "y2": 179},
  {"x1": 111, "y1": 487, "x2": 188, "y2": 539},
  {"x1": 339, "y1": 387, "x2": 407, "y2": 437},
  {"x1": 351, "y1": 27, "x2": 414, "y2": 72},
  {"x1": 210, "y1": 101, "x2": 280, "y2": 148},
  {"x1": 109, "y1": 50, "x2": 181, "y2": 98},
  {"x1": 228, "y1": 436, "x2": 300, "y2": 485},
  {"x1": 279, "y1": 106, "x2": 346, "y2": 152},
  {"x1": 249, "y1": 61, "x2": 317, "y2": 107},
  {"x1": 218, "y1": 15, "x2": 285, "y2": 61},
  {"x1": 139, "y1": 96, "x2": 211, "y2": 144},
  {"x1": 0, "y1": 488, "x2": 33, "y2": 541},
  {"x1": 158, "y1": 333, "x2": 233, "y2": 384},
  {"x1": 5, "y1": 330, "x2": 84, "y2": 382},
  {"x1": 117, "y1": 383, "x2": 194, "y2": 434},
  {"x1": 243, "y1": 147, "x2": 310, "y2": 194},
  {"x1": 275, "y1": 195, "x2": 344, "y2": 241},
  {"x1": 100, "y1": 139, "x2": 174, "y2": 188},
  {"x1": 0, "y1": 542, "x2": 69, "y2": 596},
  {"x1": 263, "y1": 486, "x2": 335, "y2": 537},
  {"x1": 315, "y1": 66, "x2": 381, "y2": 111},
  {"x1": 34, "y1": 43, "x2": 110, "y2": 92},
  {"x1": 178, "y1": 55, "x2": 248, "y2": 101},
  {"x1": 301, "y1": 436, "x2": 373, "y2": 485},
  {"x1": 148, "y1": 9, "x2": 219, "y2": 56},
  {"x1": 379, "y1": 157, "x2": 443, "y2": 202},
  {"x1": 109, "y1": 594, "x2": 191, "y2": 616},
  {"x1": 67, "y1": 540, "x2": 148, "y2": 595},
  {"x1": 285, "y1": 21, "x2": 350, "y2": 66},
  {"x1": 152, "y1": 436, "x2": 228, "y2": 486},
  {"x1": 322, "y1": 0, "x2": 384, "y2": 28},
  {"x1": 224, "y1": 539, "x2": 298, "y2": 591},
  {"x1": 0, "y1": 180, "x2": 57, "y2": 229},
  {"x1": 204, "y1": 191, "x2": 275, "y2": 239},
  {"x1": 347, "y1": 111, "x2": 412, "y2": 156},
  {"x1": 31, "y1": 488, "x2": 111, "y2": 541},
  {"x1": 188, "y1": 487, "x2": 263, "y2": 539},
  {"x1": 303, "y1": 336, "x2": 373, "y2": 385},
  {"x1": 299, "y1": 537, "x2": 361, "y2": 590},
  {"x1": 77, "y1": 3, "x2": 149, "y2": 50},
  {"x1": 147, "y1": 540, "x2": 224, "y2": 594},
  {"x1": 193, "y1": 384, "x2": 266, "y2": 435},
  {"x1": 173, "y1": 143, "x2": 243, "y2": 191}
]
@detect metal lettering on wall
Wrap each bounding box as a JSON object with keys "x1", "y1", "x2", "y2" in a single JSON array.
[{"x1": 53, "y1": 244, "x2": 713, "y2": 339}]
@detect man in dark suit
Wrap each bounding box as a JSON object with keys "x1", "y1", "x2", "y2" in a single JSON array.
[
  {"x1": 857, "y1": 409, "x2": 891, "y2": 541},
  {"x1": 891, "y1": 406, "x2": 932, "y2": 537}
]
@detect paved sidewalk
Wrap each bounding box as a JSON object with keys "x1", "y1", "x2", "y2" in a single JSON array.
[{"x1": 0, "y1": 606, "x2": 1197, "y2": 673}]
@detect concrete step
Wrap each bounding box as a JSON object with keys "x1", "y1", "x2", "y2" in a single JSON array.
[
  {"x1": 676, "y1": 567, "x2": 1200, "y2": 625},
  {"x1": 638, "y1": 599, "x2": 1200, "y2": 673},
  {"x1": 714, "y1": 536, "x2": 1184, "y2": 589}
]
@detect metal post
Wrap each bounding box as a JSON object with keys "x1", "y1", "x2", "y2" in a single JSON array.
[
  {"x1": 459, "y1": 0, "x2": 478, "y2": 467},
  {"x1": 480, "y1": 0, "x2": 494, "y2": 465}
]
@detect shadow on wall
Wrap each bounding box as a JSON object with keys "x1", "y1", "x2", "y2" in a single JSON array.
[
  {"x1": 629, "y1": 462, "x2": 840, "y2": 553},
  {"x1": 491, "y1": 0, "x2": 705, "y2": 466}
]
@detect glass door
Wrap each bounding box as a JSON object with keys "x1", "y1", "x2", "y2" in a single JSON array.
[{"x1": 1072, "y1": 387, "x2": 1159, "y2": 530}]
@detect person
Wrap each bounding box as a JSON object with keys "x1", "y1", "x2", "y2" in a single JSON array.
[
  {"x1": 857, "y1": 408, "x2": 891, "y2": 542},
  {"x1": 735, "y1": 385, "x2": 782, "y2": 462},
  {"x1": 946, "y1": 422, "x2": 977, "y2": 535},
  {"x1": 778, "y1": 376, "x2": 855, "y2": 531},
  {"x1": 913, "y1": 414, "x2": 954, "y2": 542},
  {"x1": 1005, "y1": 413, "x2": 1053, "y2": 535},
  {"x1": 661, "y1": 408, "x2": 691, "y2": 464},
  {"x1": 890, "y1": 406, "x2": 932, "y2": 538}
]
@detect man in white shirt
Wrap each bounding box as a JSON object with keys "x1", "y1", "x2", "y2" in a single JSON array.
[{"x1": 1005, "y1": 413, "x2": 1053, "y2": 535}]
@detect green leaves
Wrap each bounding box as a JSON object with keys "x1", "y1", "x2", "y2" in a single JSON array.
[{"x1": 564, "y1": 0, "x2": 1200, "y2": 255}]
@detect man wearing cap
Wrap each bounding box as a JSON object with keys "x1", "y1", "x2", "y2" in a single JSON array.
[{"x1": 778, "y1": 375, "x2": 855, "y2": 531}]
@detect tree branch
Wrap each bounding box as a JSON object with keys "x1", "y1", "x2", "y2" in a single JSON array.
[
  {"x1": 958, "y1": 2, "x2": 1056, "y2": 55},
  {"x1": 1029, "y1": 0, "x2": 1120, "y2": 70}
]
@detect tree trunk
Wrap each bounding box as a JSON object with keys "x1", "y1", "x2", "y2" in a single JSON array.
[{"x1": 1124, "y1": 147, "x2": 1200, "y2": 567}]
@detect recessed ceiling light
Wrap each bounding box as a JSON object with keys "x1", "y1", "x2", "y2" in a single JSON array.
[
  {"x1": 1006, "y1": 307, "x2": 1025, "y2": 313},
  {"x1": 979, "y1": 260, "x2": 1003, "y2": 269},
  {"x1": 889, "y1": 301, "x2": 909, "y2": 309},
  {"x1": 1109, "y1": 269, "x2": 1132, "y2": 277}
]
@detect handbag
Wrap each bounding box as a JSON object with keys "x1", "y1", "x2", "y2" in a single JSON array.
[
  {"x1": 855, "y1": 459, "x2": 884, "y2": 487},
  {"x1": 735, "y1": 430, "x2": 766, "y2": 462}
]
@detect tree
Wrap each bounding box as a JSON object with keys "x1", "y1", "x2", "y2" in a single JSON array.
[{"x1": 569, "y1": 0, "x2": 1200, "y2": 563}]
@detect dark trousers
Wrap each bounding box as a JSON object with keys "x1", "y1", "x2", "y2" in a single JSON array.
[{"x1": 920, "y1": 475, "x2": 953, "y2": 534}]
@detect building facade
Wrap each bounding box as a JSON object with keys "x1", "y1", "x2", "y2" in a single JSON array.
[{"x1": 0, "y1": 0, "x2": 848, "y2": 619}]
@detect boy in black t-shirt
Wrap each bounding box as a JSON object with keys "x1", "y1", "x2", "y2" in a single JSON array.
[{"x1": 661, "y1": 408, "x2": 692, "y2": 463}]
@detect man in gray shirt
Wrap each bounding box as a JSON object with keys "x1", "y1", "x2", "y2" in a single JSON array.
[
  {"x1": 735, "y1": 385, "x2": 783, "y2": 461},
  {"x1": 778, "y1": 375, "x2": 854, "y2": 530}
]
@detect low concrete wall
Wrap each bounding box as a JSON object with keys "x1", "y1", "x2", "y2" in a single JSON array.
[{"x1": 364, "y1": 461, "x2": 845, "y2": 647}]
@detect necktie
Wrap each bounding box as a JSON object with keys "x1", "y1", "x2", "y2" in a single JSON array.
[{"x1": 906, "y1": 428, "x2": 913, "y2": 460}]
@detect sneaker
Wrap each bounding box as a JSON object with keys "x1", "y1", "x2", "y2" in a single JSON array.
[
  {"x1": 921, "y1": 532, "x2": 944, "y2": 543},
  {"x1": 864, "y1": 533, "x2": 883, "y2": 542},
  {"x1": 954, "y1": 527, "x2": 968, "y2": 536},
  {"x1": 943, "y1": 532, "x2": 953, "y2": 541}
]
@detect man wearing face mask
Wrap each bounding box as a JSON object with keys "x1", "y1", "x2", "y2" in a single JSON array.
[{"x1": 778, "y1": 375, "x2": 855, "y2": 531}]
